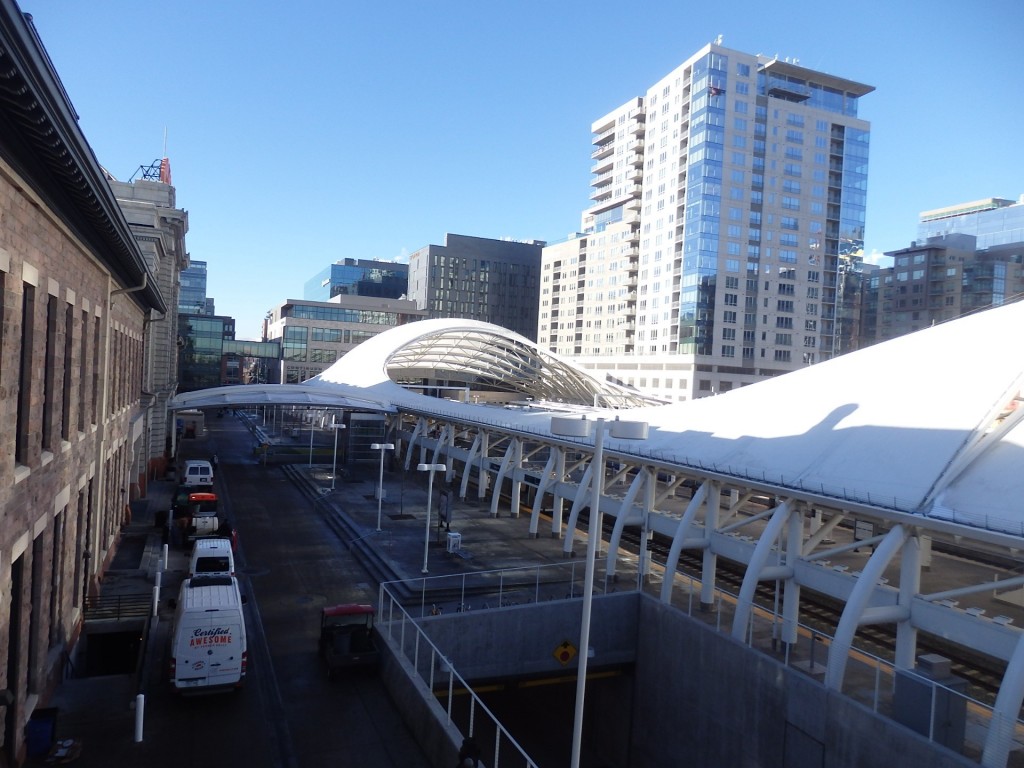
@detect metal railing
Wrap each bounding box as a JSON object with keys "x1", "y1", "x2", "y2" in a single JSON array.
[
  {"x1": 378, "y1": 575, "x2": 544, "y2": 768},
  {"x1": 379, "y1": 562, "x2": 1024, "y2": 766}
]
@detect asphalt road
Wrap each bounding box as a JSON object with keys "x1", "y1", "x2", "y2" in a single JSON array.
[{"x1": 180, "y1": 414, "x2": 431, "y2": 768}]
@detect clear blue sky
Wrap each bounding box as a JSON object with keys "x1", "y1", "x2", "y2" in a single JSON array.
[{"x1": 22, "y1": 0, "x2": 1023, "y2": 340}]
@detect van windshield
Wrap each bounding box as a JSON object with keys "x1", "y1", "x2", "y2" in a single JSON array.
[{"x1": 195, "y1": 557, "x2": 231, "y2": 574}]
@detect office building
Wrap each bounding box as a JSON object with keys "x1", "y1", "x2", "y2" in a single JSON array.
[
  {"x1": 179, "y1": 259, "x2": 213, "y2": 316},
  {"x1": 917, "y1": 195, "x2": 1024, "y2": 249},
  {"x1": 304, "y1": 257, "x2": 408, "y2": 302},
  {"x1": 264, "y1": 295, "x2": 425, "y2": 384},
  {"x1": 541, "y1": 42, "x2": 873, "y2": 400},
  {"x1": 408, "y1": 233, "x2": 544, "y2": 341},
  {"x1": 177, "y1": 311, "x2": 280, "y2": 392}
]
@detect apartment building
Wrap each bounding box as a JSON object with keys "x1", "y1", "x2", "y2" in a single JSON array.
[
  {"x1": 541, "y1": 42, "x2": 873, "y2": 400},
  {"x1": 408, "y1": 233, "x2": 544, "y2": 341},
  {"x1": 0, "y1": 5, "x2": 166, "y2": 761},
  {"x1": 864, "y1": 214, "x2": 1024, "y2": 344}
]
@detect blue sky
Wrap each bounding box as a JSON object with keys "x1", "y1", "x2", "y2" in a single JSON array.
[{"x1": 22, "y1": 0, "x2": 1023, "y2": 339}]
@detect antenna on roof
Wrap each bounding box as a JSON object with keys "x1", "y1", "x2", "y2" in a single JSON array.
[{"x1": 714, "y1": 34, "x2": 723, "y2": 45}]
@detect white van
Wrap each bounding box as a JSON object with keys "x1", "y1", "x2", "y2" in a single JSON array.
[
  {"x1": 188, "y1": 538, "x2": 235, "y2": 579},
  {"x1": 182, "y1": 459, "x2": 214, "y2": 487},
  {"x1": 169, "y1": 576, "x2": 247, "y2": 693}
]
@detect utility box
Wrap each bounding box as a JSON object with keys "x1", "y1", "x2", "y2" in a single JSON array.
[{"x1": 893, "y1": 654, "x2": 967, "y2": 753}]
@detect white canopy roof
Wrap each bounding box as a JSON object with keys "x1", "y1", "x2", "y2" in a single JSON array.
[{"x1": 170, "y1": 304, "x2": 1024, "y2": 537}]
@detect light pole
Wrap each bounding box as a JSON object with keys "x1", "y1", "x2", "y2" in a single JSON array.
[
  {"x1": 417, "y1": 463, "x2": 446, "y2": 574},
  {"x1": 330, "y1": 420, "x2": 347, "y2": 491},
  {"x1": 550, "y1": 415, "x2": 648, "y2": 768},
  {"x1": 308, "y1": 410, "x2": 315, "y2": 467},
  {"x1": 371, "y1": 442, "x2": 395, "y2": 531}
]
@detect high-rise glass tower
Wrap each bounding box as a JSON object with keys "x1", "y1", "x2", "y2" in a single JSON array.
[{"x1": 540, "y1": 42, "x2": 873, "y2": 400}]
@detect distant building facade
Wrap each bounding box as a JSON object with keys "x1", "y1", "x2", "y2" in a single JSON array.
[
  {"x1": 863, "y1": 232, "x2": 1024, "y2": 345},
  {"x1": 303, "y1": 258, "x2": 408, "y2": 302},
  {"x1": 408, "y1": 233, "x2": 544, "y2": 341},
  {"x1": 917, "y1": 196, "x2": 1024, "y2": 249},
  {"x1": 541, "y1": 42, "x2": 873, "y2": 401},
  {"x1": 179, "y1": 259, "x2": 212, "y2": 316},
  {"x1": 107, "y1": 173, "x2": 189, "y2": 467},
  {"x1": 264, "y1": 295, "x2": 425, "y2": 383}
]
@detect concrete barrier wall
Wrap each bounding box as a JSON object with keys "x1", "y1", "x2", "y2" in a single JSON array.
[
  {"x1": 632, "y1": 597, "x2": 974, "y2": 768},
  {"x1": 412, "y1": 593, "x2": 640, "y2": 681},
  {"x1": 378, "y1": 592, "x2": 974, "y2": 768}
]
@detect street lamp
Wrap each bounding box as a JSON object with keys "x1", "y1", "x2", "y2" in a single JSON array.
[
  {"x1": 417, "y1": 463, "x2": 447, "y2": 574},
  {"x1": 308, "y1": 410, "x2": 315, "y2": 467},
  {"x1": 370, "y1": 442, "x2": 395, "y2": 531},
  {"x1": 329, "y1": 420, "x2": 346, "y2": 491},
  {"x1": 550, "y1": 415, "x2": 648, "y2": 768}
]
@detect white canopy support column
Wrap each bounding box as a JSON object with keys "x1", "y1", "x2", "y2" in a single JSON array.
[
  {"x1": 562, "y1": 462, "x2": 596, "y2": 557},
  {"x1": 825, "y1": 525, "x2": 908, "y2": 691},
  {"x1": 488, "y1": 438, "x2": 519, "y2": 518},
  {"x1": 459, "y1": 430, "x2": 482, "y2": 499},
  {"x1": 780, "y1": 505, "x2": 804, "y2": 646},
  {"x1": 528, "y1": 451, "x2": 557, "y2": 538},
  {"x1": 638, "y1": 468, "x2": 655, "y2": 587},
  {"x1": 429, "y1": 424, "x2": 450, "y2": 471},
  {"x1": 895, "y1": 533, "x2": 921, "y2": 669},
  {"x1": 731, "y1": 501, "x2": 795, "y2": 642},
  {"x1": 508, "y1": 438, "x2": 524, "y2": 518},
  {"x1": 699, "y1": 482, "x2": 722, "y2": 611},
  {"x1": 403, "y1": 417, "x2": 427, "y2": 470},
  {"x1": 605, "y1": 469, "x2": 648, "y2": 582},
  {"x1": 550, "y1": 447, "x2": 566, "y2": 538},
  {"x1": 660, "y1": 483, "x2": 708, "y2": 604},
  {"x1": 477, "y1": 431, "x2": 490, "y2": 499},
  {"x1": 982, "y1": 630, "x2": 1024, "y2": 768}
]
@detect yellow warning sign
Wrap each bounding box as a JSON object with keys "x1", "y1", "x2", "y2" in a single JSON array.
[{"x1": 554, "y1": 640, "x2": 577, "y2": 666}]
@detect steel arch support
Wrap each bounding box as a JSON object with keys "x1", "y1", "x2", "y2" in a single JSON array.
[
  {"x1": 699, "y1": 482, "x2": 721, "y2": 609},
  {"x1": 477, "y1": 431, "x2": 490, "y2": 499},
  {"x1": 550, "y1": 448, "x2": 566, "y2": 537},
  {"x1": 509, "y1": 438, "x2": 524, "y2": 518},
  {"x1": 824, "y1": 524, "x2": 908, "y2": 691},
  {"x1": 489, "y1": 439, "x2": 518, "y2": 518},
  {"x1": 563, "y1": 462, "x2": 596, "y2": 556},
  {"x1": 403, "y1": 417, "x2": 426, "y2": 470},
  {"x1": 781, "y1": 507, "x2": 804, "y2": 645},
  {"x1": 731, "y1": 501, "x2": 794, "y2": 641},
  {"x1": 529, "y1": 452, "x2": 557, "y2": 537},
  {"x1": 606, "y1": 469, "x2": 648, "y2": 581},
  {"x1": 659, "y1": 483, "x2": 708, "y2": 604},
  {"x1": 895, "y1": 534, "x2": 920, "y2": 670},
  {"x1": 459, "y1": 431, "x2": 482, "y2": 499},
  {"x1": 983, "y1": 630, "x2": 1024, "y2": 767}
]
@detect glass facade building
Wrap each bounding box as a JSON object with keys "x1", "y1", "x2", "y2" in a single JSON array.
[
  {"x1": 179, "y1": 260, "x2": 210, "y2": 315},
  {"x1": 917, "y1": 196, "x2": 1024, "y2": 249},
  {"x1": 303, "y1": 258, "x2": 408, "y2": 302}
]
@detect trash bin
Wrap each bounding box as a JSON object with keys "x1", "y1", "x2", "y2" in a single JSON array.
[{"x1": 26, "y1": 707, "x2": 58, "y2": 758}]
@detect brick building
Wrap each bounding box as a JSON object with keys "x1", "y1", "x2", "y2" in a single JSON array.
[{"x1": 0, "y1": 4, "x2": 165, "y2": 762}]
